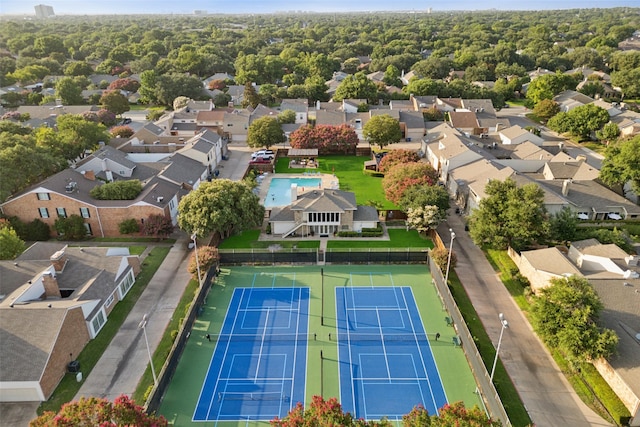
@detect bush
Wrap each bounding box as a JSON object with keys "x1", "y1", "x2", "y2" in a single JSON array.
[
  {"x1": 118, "y1": 218, "x2": 140, "y2": 235},
  {"x1": 54, "y1": 215, "x2": 88, "y2": 240},
  {"x1": 187, "y1": 246, "x2": 219, "y2": 281},
  {"x1": 8, "y1": 216, "x2": 50, "y2": 241},
  {"x1": 430, "y1": 246, "x2": 457, "y2": 272},
  {"x1": 90, "y1": 180, "x2": 142, "y2": 200}
]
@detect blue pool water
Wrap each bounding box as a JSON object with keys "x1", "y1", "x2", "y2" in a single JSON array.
[{"x1": 264, "y1": 177, "x2": 321, "y2": 207}]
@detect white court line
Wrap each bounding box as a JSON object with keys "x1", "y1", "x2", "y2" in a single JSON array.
[
  {"x1": 376, "y1": 308, "x2": 391, "y2": 380},
  {"x1": 254, "y1": 307, "x2": 270, "y2": 382}
]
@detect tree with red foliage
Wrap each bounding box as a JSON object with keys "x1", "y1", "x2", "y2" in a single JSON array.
[
  {"x1": 382, "y1": 162, "x2": 438, "y2": 204},
  {"x1": 403, "y1": 402, "x2": 501, "y2": 426},
  {"x1": 30, "y1": 395, "x2": 168, "y2": 427},
  {"x1": 289, "y1": 124, "x2": 358, "y2": 155},
  {"x1": 108, "y1": 78, "x2": 141, "y2": 93},
  {"x1": 142, "y1": 214, "x2": 174, "y2": 239},
  {"x1": 188, "y1": 245, "x2": 219, "y2": 281},
  {"x1": 378, "y1": 149, "x2": 420, "y2": 174},
  {"x1": 111, "y1": 125, "x2": 134, "y2": 138},
  {"x1": 207, "y1": 79, "x2": 226, "y2": 90},
  {"x1": 271, "y1": 395, "x2": 390, "y2": 427}
]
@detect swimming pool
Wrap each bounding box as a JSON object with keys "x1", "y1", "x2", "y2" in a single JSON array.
[{"x1": 264, "y1": 177, "x2": 321, "y2": 207}]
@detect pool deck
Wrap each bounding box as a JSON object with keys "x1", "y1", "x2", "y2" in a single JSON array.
[{"x1": 256, "y1": 173, "x2": 339, "y2": 208}]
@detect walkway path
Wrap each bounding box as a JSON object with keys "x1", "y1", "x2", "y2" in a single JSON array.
[{"x1": 439, "y1": 209, "x2": 612, "y2": 427}]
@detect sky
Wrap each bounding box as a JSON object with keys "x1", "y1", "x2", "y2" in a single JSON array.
[{"x1": 0, "y1": 0, "x2": 638, "y2": 15}]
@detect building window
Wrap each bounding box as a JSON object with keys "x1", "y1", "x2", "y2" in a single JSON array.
[
  {"x1": 56, "y1": 207, "x2": 67, "y2": 218},
  {"x1": 38, "y1": 207, "x2": 49, "y2": 218},
  {"x1": 83, "y1": 223, "x2": 92, "y2": 235},
  {"x1": 119, "y1": 271, "x2": 135, "y2": 297},
  {"x1": 37, "y1": 192, "x2": 50, "y2": 200},
  {"x1": 91, "y1": 311, "x2": 106, "y2": 335},
  {"x1": 105, "y1": 293, "x2": 115, "y2": 307},
  {"x1": 80, "y1": 207, "x2": 90, "y2": 218}
]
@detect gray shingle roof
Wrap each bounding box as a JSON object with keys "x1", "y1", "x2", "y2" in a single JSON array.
[{"x1": 290, "y1": 189, "x2": 357, "y2": 212}]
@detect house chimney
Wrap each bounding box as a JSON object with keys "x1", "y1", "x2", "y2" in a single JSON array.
[
  {"x1": 316, "y1": 100, "x2": 320, "y2": 110},
  {"x1": 562, "y1": 179, "x2": 572, "y2": 196},
  {"x1": 291, "y1": 183, "x2": 298, "y2": 203},
  {"x1": 83, "y1": 170, "x2": 95, "y2": 180},
  {"x1": 42, "y1": 271, "x2": 61, "y2": 299},
  {"x1": 50, "y1": 248, "x2": 68, "y2": 272}
]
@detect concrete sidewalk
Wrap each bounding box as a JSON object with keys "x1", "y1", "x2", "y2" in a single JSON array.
[
  {"x1": 439, "y1": 209, "x2": 612, "y2": 427},
  {"x1": 75, "y1": 233, "x2": 192, "y2": 402}
]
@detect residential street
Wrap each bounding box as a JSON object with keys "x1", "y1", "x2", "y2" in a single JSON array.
[{"x1": 439, "y1": 210, "x2": 613, "y2": 427}]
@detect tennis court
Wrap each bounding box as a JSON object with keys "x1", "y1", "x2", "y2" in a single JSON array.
[
  {"x1": 159, "y1": 266, "x2": 480, "y2": 426},
  {"x1": 336, "y1": 286, "x2": 447, "y2": 420},
  {"x1": 193, "y1": 287, "x2": 309, "y2": 422}
]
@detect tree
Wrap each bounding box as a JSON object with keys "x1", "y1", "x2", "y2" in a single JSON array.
[
  {"x1": 599, "y1": 135, "x2": 640, "y2": 193},
  {"x1": 278, "y1": 109, "x2": 296, "y2": 124},
  {"x1": 610, "y1": 68, "x2": 640, "y2": 98},
  {"x1": 363, "y1": 114, "x2": 402, "y2": 149},
  {"x1": 90, "y1": 180, "x2": 142, "y2": 200},
  {"x1": 272, "y1": 395, "x2": 388, "y2": 427},
  {"x1": 54, "y1": 215, "x2": 88, "y2": 240},
  {"x1": 398, "y1": 184, "x2": 450, "y2": 215},
  {"x1": 530, "y1": 275, "x2": 618, "y2": 364},
  {"x1": 403, "y1": 402, "x2": 501, "y2": 426},
  {"x1": 108, "y1": 78, "x2": 141, "y2": 92},
  {"x1": 30, "y1": 395, "x2": 167, "y2": 427},
  {"x1": 595, "y1": 122, "x2": 620, "y2": 145},
  {"x1": 8, "y1": 217, "x2": 51, "y2": 241},
  {"x1": 333, "y1": 72, "x2": 378, "y2": 102},
  {"x1": 173, "y1": 96, "x2": 190, "y2": 111},
  {"x1": 288, "y1": 124, "x2": 358, "y2": 155},
  {"x1": 177, "y1": 179, "x2": 264, "y2": 240},
  {"x1": 526, "y1": 73, "x2": 577, "y2": 105},
  {"x1": 383, "y1": 64, "x2": 401, "y2": 87},
  {"x1": 429, "y1": 247, "x2": 457, "y2": 273},
  {"x1": 378, "y1": 149, "x2": 420, "y2": 174},
  {"x1": 0, "y1": 225, "x2": 24, "y2": 260},
  {"x1": 155, "y1": 73, "x2": 204, "y2": 107},
  {"x1": 111, "y1": 125, "x2": 134, "y2": 138},
  {"x1": 533, "y1": 99, "x2": 560, "y2": 121},
  {"x1": 142, "y1": 214, "x2": 174, "y2": 239},
  {"x1": 187, "y1": 245, "x2": 219, "y2": 281},
  {"x1": 549, "y1": 206, "x2": 578, "y2": 243},
  {"x1": 56, "y1": 115, "x2": 110, "y2": 160},
  {"x1": 247, "y1": 116, "x2": 284, "y2": 150},
  {"x1": 468, "y1": 178, "x2": 549, "y2": 250},
  {"x1": 381, "y1": 162, "x2": 438, "y2": 204},
  {"x1": 407, "y1": 205, "x2": 444, "y2": 233},
  {"x1": 100, "y1": 90, "x2": 130, "y2": 115},
  {"x1": 55, "y1": 76, "x2": 83, "y2": 105},
  {"x1": 118, "y1": 218, "x2": 140, "y2": 235},
  {"x1": 242, "y1": 82, "x2": 261, "y2": 108},
  {"x1": 64, "y1": 61, "x2": 93, "y2": 77},
  {"x1": 138, "y1": 69, "x2": 159, "y2": 104}
]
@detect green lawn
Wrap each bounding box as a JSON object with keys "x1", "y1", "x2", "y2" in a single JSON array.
[
  {"x1": 218, "y1": 229, "x2": 320, "y2": 249},
  {"x1": 37, "y1": 246, "x2": 171, "y2": 415},
  {"x1": 275, "y1": 155, "x2": 396, "y2": 209},
  {"x1": 327, "y1": 229, "x2": 433, "y2": 248}
]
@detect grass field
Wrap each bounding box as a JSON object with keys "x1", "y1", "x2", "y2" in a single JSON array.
[
  {"x1": 275, "y1": 156, "x2": 395, "y2": 210},
  {"x1": 158, "y1": 265, "x2": 481, "y2": 426}
]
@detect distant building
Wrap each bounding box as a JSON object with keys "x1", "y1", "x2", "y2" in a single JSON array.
[{"x1": 34, "y1": 4, "x2": 54, "y2": 18}]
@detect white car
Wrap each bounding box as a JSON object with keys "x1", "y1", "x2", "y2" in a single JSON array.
[{"x1": 251, "y1": 149, "x2": 274, "y2": 159}]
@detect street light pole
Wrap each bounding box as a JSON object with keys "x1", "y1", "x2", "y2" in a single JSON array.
[
  {"x1": 138, "y1": 314, "x2": 157, "y2": 385},
  {"x1": 489, "y1": 313, "x2": 509, "y2": 384},
  {"x1": 191, "y1": 233, "x2": 203, "y2": 287},
  {"x1": 444, "y1": 228, "x2": 456, "y2": 285}
]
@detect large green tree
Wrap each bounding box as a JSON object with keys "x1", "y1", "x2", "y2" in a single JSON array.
[
  {"x1": 398, "y1": 184, "x2": 450, "y2": 215},
  {"x1": 599, "y1": 135, "x2": 640, "y2": 193},
  {"x1": 55, "y1": 76, "x2": 83, "y2": 105},
  {"x1": 547, "y1": 103, "x2": 610, "y2": 140},
  {"x1": 468, "y1": 178, "x2": 548, "y2": 250},
  {"x1": 0, "y1": 225, "x2": 24, "y2": 260},
  {"x1": 333, "y1": 72, "x2": 378, "y2": 102},
  {"x1": 363, "y1": 114, "x2": 402, "y2": 149},
  {"x1": 56, "y1": 115, "x2": 110, "y2": 160},
  {"x1": 177, "y1": 179, "x2": 264, "y2": 240},
  {"x1": 247, "y1": 116, "x2": 284, "y2": 150},
  {"x1": 99, "y1": 90, "x2": 130, "y2": 115},
  {"x1": 530, "y1": 275, "x2": 618, "y2": 364}
]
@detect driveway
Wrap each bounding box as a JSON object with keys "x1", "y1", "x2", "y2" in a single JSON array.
[{"x1": 440, "y1": 209, "x2": 612, "y2": 427}]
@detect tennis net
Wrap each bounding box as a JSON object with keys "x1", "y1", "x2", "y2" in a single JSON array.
[
  {"x1": 205, "y1": 332, "x2": 429, "y2": 342},
  {"x1": 218, "y1": 392, "x2": 289, "y2": 402}
]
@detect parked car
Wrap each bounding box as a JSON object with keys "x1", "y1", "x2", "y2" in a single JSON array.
[
  {"x1": 250, "y1": 156, "x2": 273, "y2": 164},
  {"x1": 120, "y1": 118, "x2": 132, "y2": 125},
  {"x1": 251, "y1": 149, "x2": 274, "y2": 160}
]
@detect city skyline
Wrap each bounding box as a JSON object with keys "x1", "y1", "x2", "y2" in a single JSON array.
[{"x1": 1, "y1": 0, "x2": 638, "y2": 16}]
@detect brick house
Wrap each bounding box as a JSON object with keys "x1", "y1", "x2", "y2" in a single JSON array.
[{"x1": 0, "y1": 243, "x2": 140, "y2": 402}]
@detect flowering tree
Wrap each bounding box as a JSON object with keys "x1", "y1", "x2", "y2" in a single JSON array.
[
  {"x1": 430, "y1": 246, "x2": 457, "y2": 272},
  {"x1": 381, "y1": 162, "x2": 438, "y2": 204},
  {"x1": 30, "y1": 395, "x2": 168, "y2": 427},
  {"x1": 142, "y1": 214, "x2": 174, "y2": 239},
  {"x1": 271, "y1": 395, "x2": 389, "y2": 426},
  {"x1": 188, "y1": 245, "x2": 219, "y2": 281},
  {"x1": 403, "y1": 402, "x2": 501, "y2": 426},
  {"x1": 108, "y1": 77, "x2": 141, "y2": 92},
  {"x1": 111, "y1": 125, "x2": 135, "y2": 138},
  {"x1": 289, "y1": 124, "x2": 358, "y2": 154},
  {"x1": 407, "y1": 205, "x2": 443, "y2": 232},
  {"x1": 378, "y1": 149, "x2": 420, "y2": 174}
]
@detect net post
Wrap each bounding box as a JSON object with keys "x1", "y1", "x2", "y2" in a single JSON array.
[
  {"x1": 321, "y1": 268, "x2": 324, "y2": 326},
  {"x1": 320, "y1": 349, "x2": 324, "y2": 397},
  {"x1": 328, "y1": 333, "x2": 331, "y2": 341}
]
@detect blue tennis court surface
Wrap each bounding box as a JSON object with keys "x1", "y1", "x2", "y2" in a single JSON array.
[
  {"x1": 193, "y1": 287, "x2": 309, "y2": 422},
  {"x1": 336, "y1": 286, "x2": 447, "y2": 420}
]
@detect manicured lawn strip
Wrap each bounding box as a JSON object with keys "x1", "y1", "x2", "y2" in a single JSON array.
[
  {"x1": 132, "y1": 278, "x2": 200, "y2": 405},
  {"x1": 129, "y1": 245, "x2": 146, "y2": 255},
  {"x1": 37, "y1": 246, "x2": 170, "y2": 415},
  {"x1": 275, "y1": 156, "x2": 395, "y2": 209},
  {"x1": 485, "y1": 248, "x2": 629, "y2": 425},
  {"x1": 485, "y1": 249, "x2": 530, "y2": 310},
  {"x1": 327, "y1": 229, "x2": 433, "y2": 249},
  {"x1": 447, "y1": 272, "x2": 532, "y2": 427},
  {"x1": 218, "y1": 229, "x2": 320, "y2": 249},
  {"x1": 93, "y1": 237, "x2": 176, "y2": 243}
]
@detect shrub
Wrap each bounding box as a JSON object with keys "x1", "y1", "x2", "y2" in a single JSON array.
[
  {"x1": 118, "y1": 218, "x2": 140, "y2": 235},
  {"x1": 54, "y1": 215, "x2": 88, "y2": 240},
  {"x1": 8, "y1": 216, "x2": 50, "y2": 240},
  {"x1": 90, "y1": 180, "x2": 142, "y2": 200},
  {"x1": 141, "y1": 214, "x2": 174, "y2": 239},
  {"x1": 430, "y1": 246, "x2": 457, "y2": 272},
  {"x1": 187, "y1": 245, "x2": 219, "y2": 281}
]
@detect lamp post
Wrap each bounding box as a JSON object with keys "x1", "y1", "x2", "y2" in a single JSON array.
[
  {"x1": 489, "y1": 313, "x2": 509, "y2": 384},
  {"x1": 138, "y1": 314, "x2": 157, "y2": 385},
  {"x1": 191, "y1": 233, "x2": 203, "y2": 287},
  {"x1": 444, "y1": 228, "x2": 456, "y2": 285}
]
